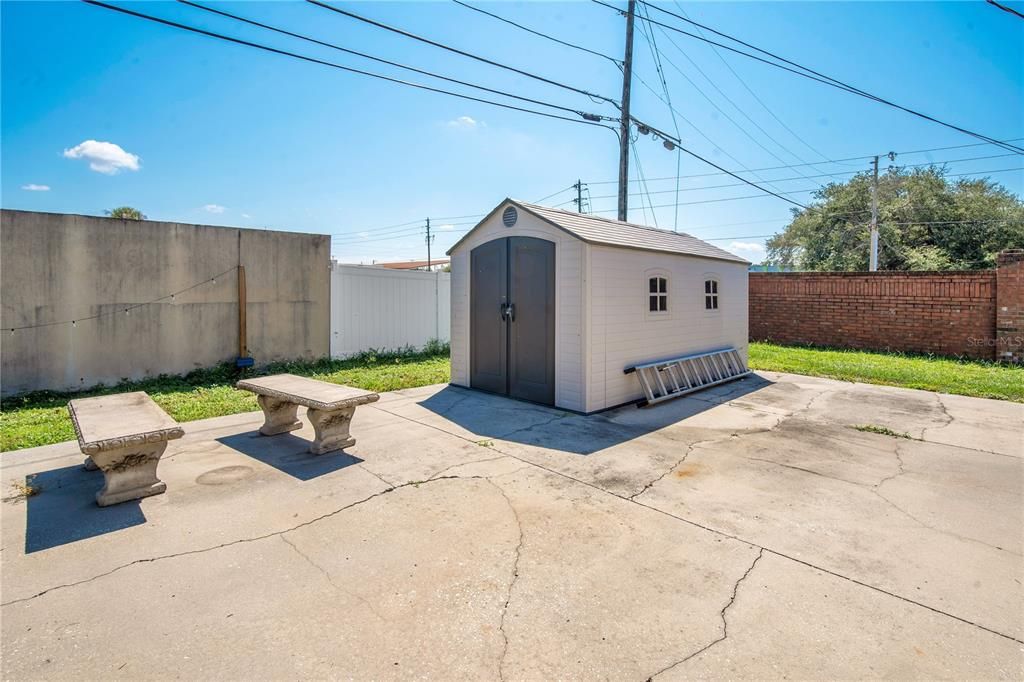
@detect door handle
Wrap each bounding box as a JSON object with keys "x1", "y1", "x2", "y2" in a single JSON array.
[{"x1": 507, "y1": 302, "x2": 515, "y2": 322}]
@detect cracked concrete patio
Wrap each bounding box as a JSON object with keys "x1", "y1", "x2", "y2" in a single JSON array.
[{"x1": 1, "y1": 371, "x2": 1021, "y2": 679}]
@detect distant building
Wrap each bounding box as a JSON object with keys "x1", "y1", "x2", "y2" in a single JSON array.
[{"x1": 376, "y1": 259, "x2": 450, "y2": 272}]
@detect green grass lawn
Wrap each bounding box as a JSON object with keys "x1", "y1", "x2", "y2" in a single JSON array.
[
  {"x1": 749, "y1": 342, "x2": 1024, "y2": 402},
  {"x1": 3, "y1": 341, "x2": 1019, "y2": 453},
  {"x1": 0, "y1": 348, "x2": 452, "y2": 453}
]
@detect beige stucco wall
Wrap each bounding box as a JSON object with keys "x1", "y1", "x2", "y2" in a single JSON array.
[{"x1": 1, "y1": 210, "x2": 330, "y2": 396}]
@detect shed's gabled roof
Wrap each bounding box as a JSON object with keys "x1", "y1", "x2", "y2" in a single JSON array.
[{"x1": 448, "y1": 199, "x2": 749, "y2": 264}]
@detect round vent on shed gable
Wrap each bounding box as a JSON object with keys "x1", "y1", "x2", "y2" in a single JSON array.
[{"x1": 502, "y1": 206, "x2": 518, "y2": 227}]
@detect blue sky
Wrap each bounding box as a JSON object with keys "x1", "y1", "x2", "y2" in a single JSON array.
[{"x1": 3, "y1": 0, "x2": 1022, "y2": 264}]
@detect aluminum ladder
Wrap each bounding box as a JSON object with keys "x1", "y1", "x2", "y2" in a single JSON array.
[{"x1": 624, "y1": 347, "x2": 751, "y2": 407}]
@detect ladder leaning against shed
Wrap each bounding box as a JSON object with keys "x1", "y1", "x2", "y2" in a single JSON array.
[{"x1": 624, "y1": 347, "x2": 751, "y2": 407}]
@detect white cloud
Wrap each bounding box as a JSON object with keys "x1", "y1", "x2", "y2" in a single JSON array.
[
  {"x1": 203, "y1": 204, "x2": 226, "y2": 214},
  {"x1": 447, "y1": 116, "x2": 483, "y2": 129},
  {"x1": 438, "y1": 223, "x2": 455, "y2": 231},
  {"x1": 241, "y1": 213, "x2": 252, "y2": 219},
  {"x1": 21, "y1": 184, "x2": 50, "y2": 191},
  {"x1": 62, "y1": 140, "x2": 140, "y2": 174},
  {"x1": 358, "y1": 232, "x2": 369, "y2": 239},
  {"x1": 729, "y1": 241, "x2": 765, "y2": 254}
]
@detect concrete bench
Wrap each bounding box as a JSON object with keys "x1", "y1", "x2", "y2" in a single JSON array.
[
  {"x1": 235, "y1": 374, "x2": 380, "y2": 455},
  {"x1": 68, "y1": 392, "x2": 184, "y2": 507}
]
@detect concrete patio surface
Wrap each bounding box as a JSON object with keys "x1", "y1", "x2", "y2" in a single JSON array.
[{"x1": 1, "y1": 371, "x2": 1021, "y2": 680}]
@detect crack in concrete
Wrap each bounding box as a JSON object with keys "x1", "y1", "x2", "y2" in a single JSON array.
[
  {"x1": 920, "y1": 393, "x2": 955, "y2": 441},
  {"x1": 874, "y1": 442, "x2": 907, "y2": 489},
  {"x1": 740, "y1": 456, "x2": 867, "y2": 488},
  {"x1": 350, "y1": 403, "x2": 1024, "y2": 644},
  {"x1": 491, "y1": 412, "x2": 570, "y2": 443},
  {"x1": 486, "y1": 479, "x2": 525, "y2": 682},
  {"x1": 357, "y1": 463, "x2": 397, "y2": 489},
  {"x1": 279, "y1": 535, "x2": 387, "y2": 622},
  {"x1": 629, "y1": 438, "x2": 722, "y2": 500},
  {"x1": 427, "y1": 454, "x2": 510, "y2": 481},
  {"x1": 432, "y1": 391, "x2": 472, "y2": 418},
  {"x1": 647, "y1": 548, "x2": 765, "y2": 680},
  {"x1": 0, "y1": 475, "x2": 483, "y2": 609},
  {"x1": 868, "y1": 443, "x2": 1020, "y2": 555}
]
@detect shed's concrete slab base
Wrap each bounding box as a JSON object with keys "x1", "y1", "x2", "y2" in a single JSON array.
[{"x1": 2, "y1": 372, "x2": 1021, "y2": 679}]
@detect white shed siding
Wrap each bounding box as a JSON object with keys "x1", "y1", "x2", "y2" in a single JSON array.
[
  {"x1": 449, "y1": 208, "x2": 586, "y2": 412},
  {"x1": 585, "y1": 246, "x2": 748, "y2": 411}
]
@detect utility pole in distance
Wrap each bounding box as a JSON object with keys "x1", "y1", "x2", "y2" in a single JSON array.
[
  {"x1": 617, "y1": 0, "x2": 636, "y2": 222},
  {"x1": 869, "y1": 156, "x2": 879, "y2": 271},
  {"x1": 425, "y1": 218, "x2": 435, "y2": 269},
  {"x1": 572, "y1": 179, "x2": 587, "y2": 213}
]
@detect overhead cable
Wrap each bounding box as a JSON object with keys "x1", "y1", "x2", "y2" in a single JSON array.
[
  {"x1": 307, "y1": 0, "x2": 620, "y2": 107},
  {"x1": 84, "y1": 1, "x2": 616, "y2": 129},
  {"x1": 595, "y1": 0, "x2": 1024, "y2": 154}
]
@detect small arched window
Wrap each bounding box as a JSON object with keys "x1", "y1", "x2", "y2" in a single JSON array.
[
  {"x1": 704, "y1": 279, "x2": 719, "y2": 310},
  {"x1": 649, "y1": 276, "x2": 668, "y2": 312}
]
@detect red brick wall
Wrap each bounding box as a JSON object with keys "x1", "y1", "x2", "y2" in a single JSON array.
[
  {"x1": 749, "y1": 270, "x2": 998, "y2": 359},
  {"x1": 996, "y1": 250, "x2": 1024, "y2": 363}
]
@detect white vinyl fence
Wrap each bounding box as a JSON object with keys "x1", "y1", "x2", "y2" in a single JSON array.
[{"x1": 330, "y1": 263, "x2": 451, "y2": 357}]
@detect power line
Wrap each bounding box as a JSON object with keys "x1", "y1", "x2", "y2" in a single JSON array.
[
  {"x1": 647, "y1": 21, "x2": 849, "y2": 184},
  {"x1": 533, "y1": 185, "x2": 576, "y2": 204},
  {"x1": 4, "y1": 266, "x2": 237, "y2": 332},
  {"x1": 629, "y1": 69, "x2": 802, "y2": 200},
  {"x1": 639, "y1": 15, "x2": 827, "y2": 181},
  {"x1": 332, "y1": 218, "x2": 482, "y2": 242},
  {"x1": 636, "y1": 3, "x2": 683, "y2": 229},
  {"x1": 637, "y1": 0, "x2": 1024, "y2": 157},
  {"x1": 630, "y1": 138, "x2": 656, "y2": 225},
  {"x1": 583, "y1": 164, "x2": 1024, "y2": 201},
  {"x1": 451, "y1": 0, "x2": 622, "y2": 65},
  {"x1": 333, "y1": 156, "x2": 1019, "y2": 244},
  {"x1": 331, "y1": 186, "x2": 573, "y2": 241},
  {"x1": 596, "y1": 190, "x2": 818, "y2": 213},
  {"x1": 635, "y1": 137, "x2": 811, "y2": 207},
  {"x1": 306, "y1": 0, "x2": 620, "y2": 107},
  {"x1": 597, "y1": 0, "x2": 1024, "y2": 154},
  {"x1": 986, "y1": 0, "x2": 1024, "y2": 20},
  {"x1": 589, "y1": 151, "x2": 1022, "y2": 186},
  {"x1": 84, "y1": 1, "x2": 616, "y2": 130},
  {"x1": 333, "y1": 226, "x2": 475, "y2": 246},
  {"x1": 669, "y1": 0, "x2": 853, "y2": 170},
  {"x1": 176, "y1": 0, "x2": 610, "y2": 120}
]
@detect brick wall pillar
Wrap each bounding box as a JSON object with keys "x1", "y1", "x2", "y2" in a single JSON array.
[{"x1": 996, "y1": 249, "x2": 1024, "y2": 363}]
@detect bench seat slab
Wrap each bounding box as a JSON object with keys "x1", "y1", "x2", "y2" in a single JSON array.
[
  {"x1": 236, "y1": 374, "x2": 379, "y2": 454},
  {"x1": 67, "y1": 392, "x2": 183, "y2": 507}
]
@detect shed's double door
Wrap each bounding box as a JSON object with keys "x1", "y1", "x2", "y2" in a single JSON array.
[{"x1": 470, "y1": 237, "x2": 555, "y2": 406}]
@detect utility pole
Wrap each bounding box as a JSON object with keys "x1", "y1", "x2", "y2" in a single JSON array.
[
  {"x1": 869, "y1": 156, "x2": 879, "y2": 271},
  {"x1": 617, "y1": 0, "x2": 636, "y2": 222},
  {"x1": 425, "y1": 218, "x2": 435, "y2": 269},
  {"x1": 571, "y1": 179, "x2": 587, "y2": 213}
]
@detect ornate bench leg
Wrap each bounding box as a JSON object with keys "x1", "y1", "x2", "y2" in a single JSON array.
[
  {"x1": 306, "y1": 407, "x2": 357, "y2": 455},
  {"x1": 257, "y1": 395, "x2": 302, "y2": 436},
  {"x1": 90, "y1": 441, "x2": 169, "y2": 507}
]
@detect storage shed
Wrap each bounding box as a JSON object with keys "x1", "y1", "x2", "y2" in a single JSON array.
[{"x1": 447, "y1": 199, "x2": 750, "y2": 413}]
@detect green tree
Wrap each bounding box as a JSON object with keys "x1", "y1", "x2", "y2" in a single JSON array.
[
  {"x1": 765, "y1": 167, "x2": 1024, "y2": 271},
  {"x1": 105, "y1": 206, "x2": 146, "y2": 220}
]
